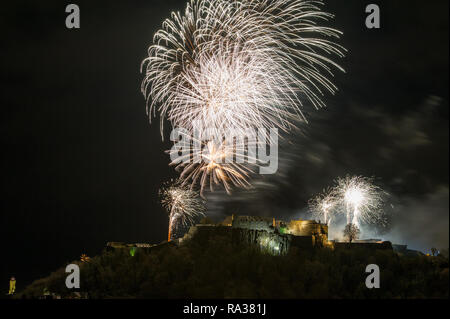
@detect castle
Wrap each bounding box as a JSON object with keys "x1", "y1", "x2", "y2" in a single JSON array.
[
  {"x1": 180, "y1": 215, "x2": 333, "y2": 255},
  {"x1": 107, "y1": 214, "x2": 393, "y2": 255}
]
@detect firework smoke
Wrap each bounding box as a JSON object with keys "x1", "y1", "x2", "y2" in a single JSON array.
[{"x1": 160, "y1": 180, "x2": 206, "y2": 241}]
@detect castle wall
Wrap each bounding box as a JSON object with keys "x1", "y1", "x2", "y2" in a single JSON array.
[
  {"x1": 180, "y1": 223, "x2": 290, "y2": 255},
  {"x1": 232, "y1": 216, "x2": 274, "y2": 232},
  {"x1": 229, "y1": 216, "x2": 332, "y2": 254},
  {"x1": 287, "y1": 220, "x2": 328, "y2": 237},
  {"x1": 107, "y1": 216, "x2": 393, "y2": 257},
  {"x1": 232, "y1": 228, "x2": 290, "y2": 255},
  {"x1": 180, "y1": 224, "x2": 232, "y2": 243}
]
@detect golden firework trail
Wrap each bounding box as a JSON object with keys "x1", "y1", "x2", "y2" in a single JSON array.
[{"x1": 160, "y1": 180, "x2": 206, "y2": 240}]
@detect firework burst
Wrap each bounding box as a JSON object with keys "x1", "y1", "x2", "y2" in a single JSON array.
[
  {"x1": 169, "y1": 137, "x2": 255, "y2": 197},
  {"x1": 160, "y1": 180, "x2": 206, "y2": 240},
  {"x1": 142, "y1": 0, "x2": 345, "y2": 194},
  {"x1": 335, "y1": 175, "x2": 387, "y2": 227},
  {"x1": 308, "y1": 187, "x2": 338, "y2": 225},
  {"x1": 142, "y1": 0, "x2": 345, "y2": 136}
]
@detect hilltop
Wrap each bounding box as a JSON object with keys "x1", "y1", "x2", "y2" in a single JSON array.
[{"x1": 17, "y1": 223, "x2": 449, "y2": 299}]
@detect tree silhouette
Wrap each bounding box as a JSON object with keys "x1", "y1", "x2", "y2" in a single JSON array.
[{"x1": 343, "y1": 223, "x2": 360, "y2": 243}]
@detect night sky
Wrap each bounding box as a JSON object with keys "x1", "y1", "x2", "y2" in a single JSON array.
[{"x1": 2, "y1": 0, "x2": 448, "y2": 290}]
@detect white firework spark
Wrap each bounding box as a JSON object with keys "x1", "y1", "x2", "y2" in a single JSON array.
[
  {"x1": 141, "y1": 0, "x2": 345, "y2": 137},
  {"x1": 143, "y1": 0, "x2": 345, "y2": 194},
  {"x1": 335, "y1": 175, "x2": 387, "y2": 227},
  {"x1": 308, "y1": 187, "x2": 338, "y2": 225},
  {"x1": 160, "y1": 180, "x2": 206, "y2": 240}
]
